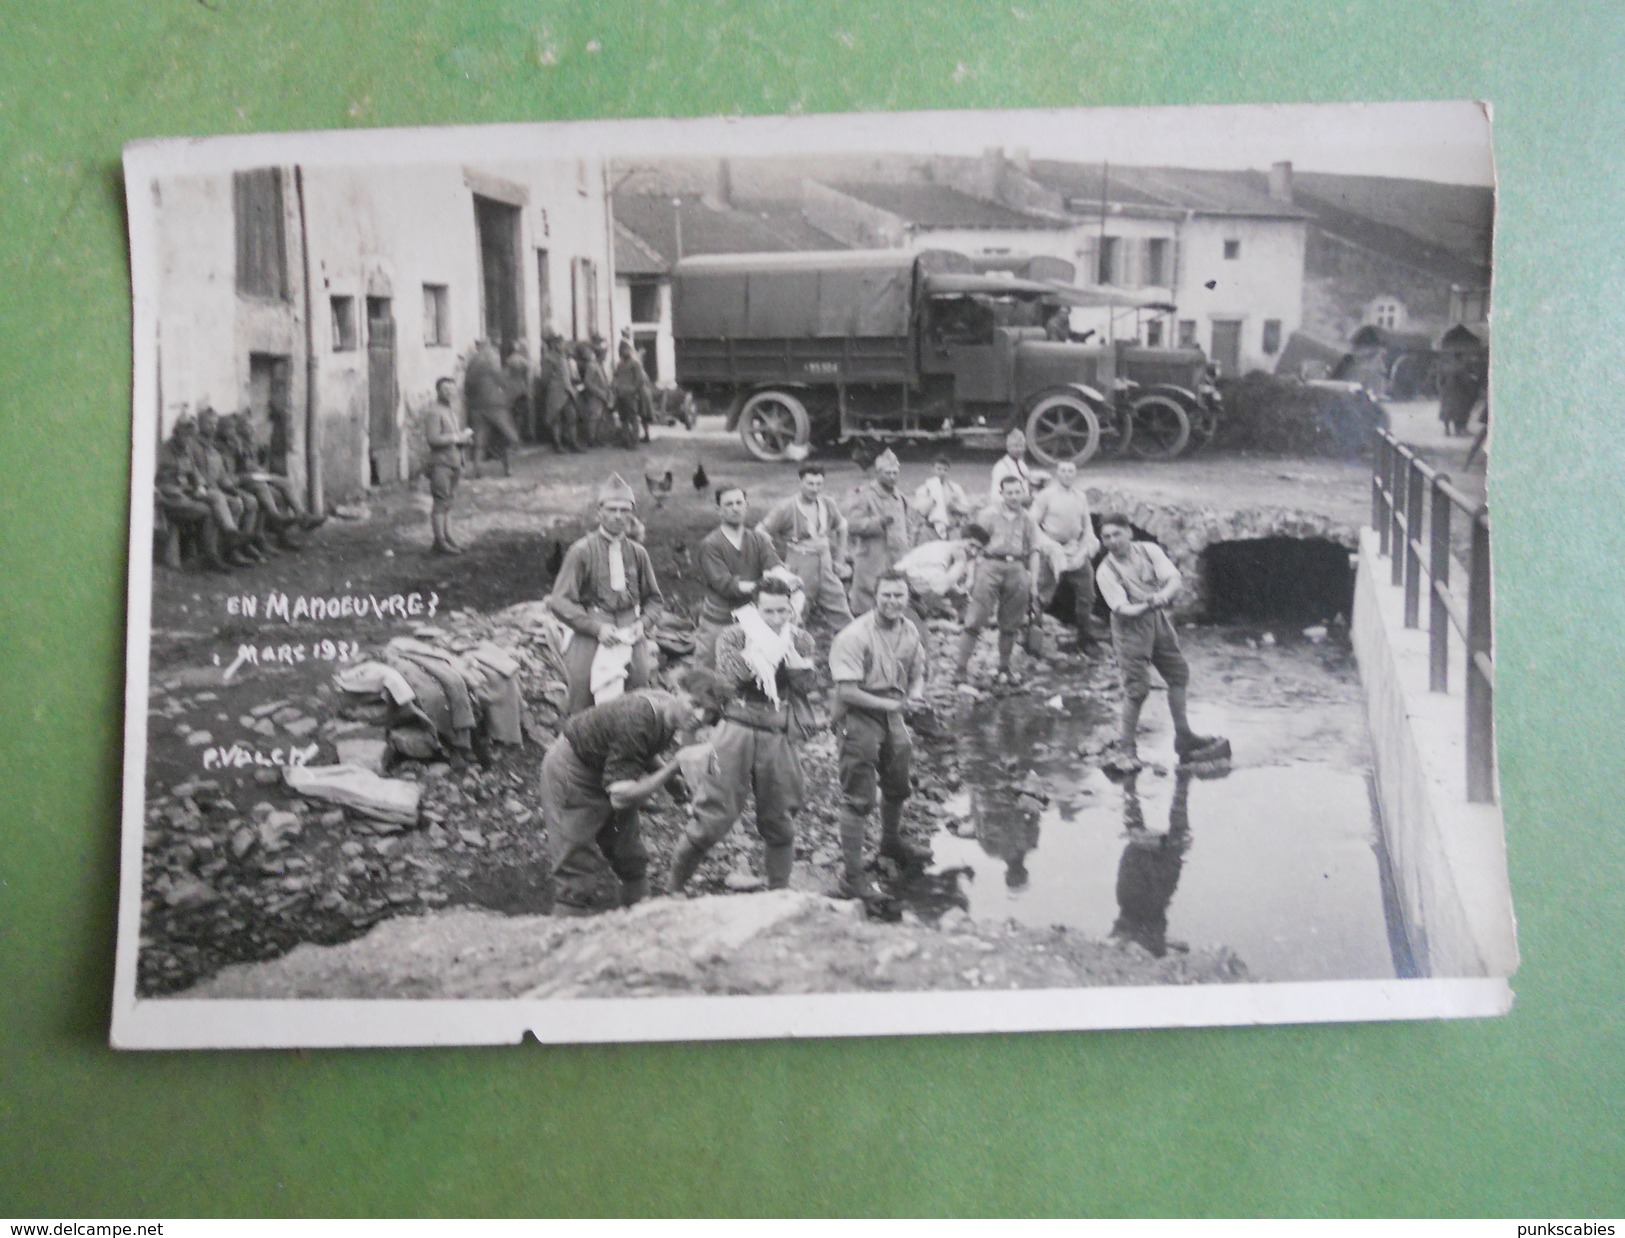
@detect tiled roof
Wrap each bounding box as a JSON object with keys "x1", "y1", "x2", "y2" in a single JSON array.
[
  {"x1": 1292, "y1": 172, "x2": 1493, "y2": 271},
  {"x1": 828, "y1": 181, "x2": 1068, "y2": 229},
  {"x1": 612, "y1": 193, "x2": 848, "y2": 272},
  {"x1": 613, "y1": 221, "x2": 669, "y2": 277},
  {"x1": 1027, "y1": 161, "x2": 1311, "y2": 219}
]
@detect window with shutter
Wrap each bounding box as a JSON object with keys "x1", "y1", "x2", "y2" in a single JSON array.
[{"x1": 233, "y1": 168, "x2": 289, "y2": 301}]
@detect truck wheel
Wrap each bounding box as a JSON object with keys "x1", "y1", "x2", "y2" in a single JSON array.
[
  {"x1": 738, "y1": 390, "x2": 810, "y2": 462},
  {"x1": 1128, "y1": 393, "x2": 1192, "y2": 459},
  {"x1": 1026, "y1": 392, "x2": 1101, "y2": 466}
]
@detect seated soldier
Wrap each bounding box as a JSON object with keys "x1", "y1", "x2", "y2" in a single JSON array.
[
  {"x1": 217, "y1": 413, "x2": 319, "y2": 549},
  {"x1": 192, "y1": 406, "x2": 268, "y2": 564},
  {"x1": 155, "y1": 418, "x2": 232, "y2": 571}
]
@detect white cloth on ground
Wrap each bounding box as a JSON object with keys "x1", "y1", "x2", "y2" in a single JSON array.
[
  {"x1": 283, "y1": 763, "x2": 421, "y2": 824},
  {"x1": 334, "y1": 662, "x2": 416, "y2": 706}
]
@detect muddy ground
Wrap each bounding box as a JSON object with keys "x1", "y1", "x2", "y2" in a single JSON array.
[{"x1": 137, "y1": 423, "x2": 1381, "y2": 998}]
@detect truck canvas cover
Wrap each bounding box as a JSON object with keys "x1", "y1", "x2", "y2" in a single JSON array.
[{"x1": 674, "y1": 250, "x2": 954, "y2": 339}]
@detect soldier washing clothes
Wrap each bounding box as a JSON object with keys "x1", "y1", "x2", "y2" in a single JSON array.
[
  {"x1": 667, "y1": 574, "x2": 818, "y2": 896},
  {"x1": 828, "y1": 570, "x2": 931, "y2": 899},
  {"x1": 540, "y1": 672, "x2": 730, "y2": 917},
  {"x1": 546, "y1": 473, "x2": 665, "y2": 716}
]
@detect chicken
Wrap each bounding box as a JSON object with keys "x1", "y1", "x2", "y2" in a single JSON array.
[
  {"x1": 544, "y1": 538, "x2": 565, "y2": 581},
  {"x1": 692, "y1": 460, "x2": 710, "y2": 492},
  {"x1": 644, "y1": 464, "x2": 675, "y2": 508}
]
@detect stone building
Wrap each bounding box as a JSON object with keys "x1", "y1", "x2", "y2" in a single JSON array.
[{"x1": 149, "y1": 158, "x2": 612, "y2": 506}]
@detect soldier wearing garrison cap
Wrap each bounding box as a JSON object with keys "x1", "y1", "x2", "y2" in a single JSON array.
[
  {"x1": 843, "y1": 447, "x2": 914, "y2": 616},
  {"x1": 546, "y1": 472, "x2": 666, "y2": 715}
]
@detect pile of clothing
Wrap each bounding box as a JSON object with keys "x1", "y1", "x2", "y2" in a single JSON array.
[{"x1": 335, "y1": 633, "x2": 524, "y2": 762}]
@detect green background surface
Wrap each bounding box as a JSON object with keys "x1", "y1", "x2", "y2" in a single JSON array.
[{"x1": 2, "y1": 0, "x2": 1621, "y2": 1217}]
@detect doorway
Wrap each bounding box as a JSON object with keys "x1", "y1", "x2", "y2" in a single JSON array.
[
  {"x1": 1211, "y1": 318, "x2": 1243, "y2": 377},
  {"x1": 366, "y1": 297, "x2": 397, "y2": 485},
  {"x1": 247, "y1": 352, "x2": 293, "y2": 474},
  {"x1": 474, "y1": 195, "x2": 524, "y2": 353}
]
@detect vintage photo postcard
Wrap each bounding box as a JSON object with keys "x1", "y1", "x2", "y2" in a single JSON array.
[{"x1": 113, "y1": 101, "x2": 1514, "y2": 1049}]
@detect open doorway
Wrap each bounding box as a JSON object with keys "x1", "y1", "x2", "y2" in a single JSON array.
[
  {"x1": 474, "y1": 195, "x2": 524, "y2": 354},
  {"x1": 247, "y1": 352, "x2": 293, "y2": 474}
]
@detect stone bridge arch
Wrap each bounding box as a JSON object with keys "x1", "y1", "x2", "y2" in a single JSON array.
[{"x1": 1084, "y1": 488, "x2": 1361, "y2": 619}]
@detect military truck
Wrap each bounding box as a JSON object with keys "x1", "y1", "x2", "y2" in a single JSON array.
[{"x1": 670, "y1": 249, "x2": 1218, "y2": 464}]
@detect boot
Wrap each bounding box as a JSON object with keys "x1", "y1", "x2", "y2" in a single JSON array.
[
  {"x1": 618, "y1": 877, "x2": 649, "y2": 908},
  {"x1": 879, "y1": 800, "x2": 930, "y2": 867},
  {"x1": 667, "y1": 836, "x2": 707, "y2": 896},
  {"x1": 764, "y1": 842, "x2": 794, "y2": 890},
  {"x1": 835, "y1": 810, "x2": 876, "y2": 899}
]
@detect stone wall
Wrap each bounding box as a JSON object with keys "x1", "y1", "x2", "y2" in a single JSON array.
[{"x1": 1084, "y1": 487, "x2": 1360, "y2": 617}]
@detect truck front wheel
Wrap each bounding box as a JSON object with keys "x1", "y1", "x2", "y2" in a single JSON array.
[
  {"x1": 739, "y1": 390, "x2": 810, "y2": 462},
  {"x1": 1025, "y1": 392, "x2": 1102, "y2": 466}
]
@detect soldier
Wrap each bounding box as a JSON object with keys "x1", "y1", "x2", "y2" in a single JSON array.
[
  {"x1": 192, "y1": 406, "x2": 268, "y2": 563},
  {"x1": 912, "y1": 454, "x2": 971, "y2": 540},
  {"x1": 828, "y1": 570, "x2": 931, "y2": 899},
  {"x1": 989, "y1": 427, "x2": 1038, "y2": 502},
  {"x1": 1030, "y1": 458, "x2": 1103, "y2": 648},
  {"x1": 954, "y1": 474, "x2": 1043, "y2": 688},
  {"x1": 541, "y1": 672, "x2": 730, "y2": 916},
  {"x1": 758, "y1": 461, "x2": 855, "y2": 632},
  {"x1": 503, "y1": 341, "x2": 534, "y2": 442},
  {"x1": 694, "y1": 485, "x2": 784, "y2": 668},
  {"x1": 546, "y1": 473, "x2": 665, "y2": 715},
  {"x1": 465, "y1": 339, "x2": 518, "y2": 478},
  {"x1": 611, "y1": 340, "x2": 652, "y2": 449},
  {"x1": 424, "y1": 376, "x2": 475, "y2": 555},
  {"x1": 155, "y1": 418, "x2": 232, "y2": 571},
  {"x1": 1094, "y1": 513, "x2": 1227, "y2": 771},
  {"x1": 536, "y1": 331, "x2": 582, "y2": 454},
  {"x1": 667, "y1": 575, "x2": 817, "y2": 896},
  {"x1": 219, "y1": 412, "x2": 325, "y2": 542},
  {"x1": 577, "y1": 338, "x2": 612, "y2": 448},
  {"x1": 844, "y1": 447, "x2": 913, "y2": 616}
]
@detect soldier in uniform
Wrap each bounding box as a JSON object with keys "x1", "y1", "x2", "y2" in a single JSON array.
[
  {"x1": 541, "y1": 672, "x2": 729, "y2": 916},
  {"x1": 843, "y1": 448, "x2": 913, "y2": 616},
  {"x1": 758, "y1": 461, "x2": 855, "y2": 633},
  {"x1": 546, "y1": 473, "x2": 665, "y2": 716},
  {"x1": 828, "y1": 570, "x2": 931, "y2": 898},
  {"x1": 611, "y1": 339, "x2": 652, "y2": 449},
  {"x1": 155, "y1": 418, "x2": 233, "y2": 571},
  {"x1": 536, "y1": 331, "x2": 582, "y2": 454},
  {"x1": 424, "y1": 376, "x2": 475, "y2": 554},
  {"x1": 576, "y1": 338, "x2": 612, "y2": 448},
  {"x1": 191, "y1": 406, "x2": 267, "y2": 562},
  {"x1": 667, "y1": 575, "x2": 817, "y2": 896},
  {"x1": 954, "y1": 474, "x2": 1043, "y2": 688},
  {"x1": 503, "y1": 341, "x2": 534, "y2": 443},
  {"x1": 465, "y1": 339, "x2": 519, "y2": 478},
  {"x1": 694, "y1": 485, "x2": 784, "y2": 668}
]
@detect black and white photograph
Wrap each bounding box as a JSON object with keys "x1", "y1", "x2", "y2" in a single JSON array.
[{"x1": 113, "y1": 102, "x2": 1514, "y2": 1049}]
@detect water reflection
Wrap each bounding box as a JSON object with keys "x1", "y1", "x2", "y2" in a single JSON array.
[{"x1": 1111, "y1": 771, "x2": 1193, "y2": 958}]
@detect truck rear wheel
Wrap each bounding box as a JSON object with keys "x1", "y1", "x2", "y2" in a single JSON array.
[
  {"x1": 738, "y1": 390, "x2": 810, "y2": 462},
  {"x1": 1025, "y1": 392, "x2": 1102, "y2": 466},
  {"x1": 1128, "y1": 393, "x2": 1192, "y2": 459}
]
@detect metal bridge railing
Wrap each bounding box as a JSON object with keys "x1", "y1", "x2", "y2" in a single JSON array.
[{"x1": 1371, "y1": 428, "x2": 1496, "y2": 803}]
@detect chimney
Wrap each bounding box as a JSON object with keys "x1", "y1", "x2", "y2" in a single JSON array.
[
  {"x1": 978, "y1": 146, "x2": 1006, "y2": 201},
  {"x1": 1011, "y1": 147, "x2": 1031, "y2": 175},
  {"x1": 1268, "y1": 160, "x2": 1294, "y2": 203},
  {"x1": 702, "y1": 158, "x2": 732, "y2": 209}
]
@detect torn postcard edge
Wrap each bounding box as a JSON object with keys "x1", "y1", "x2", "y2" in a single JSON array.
[{"x1": 113, "y1": 101, "x2": 1513, "y2": 1049}]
